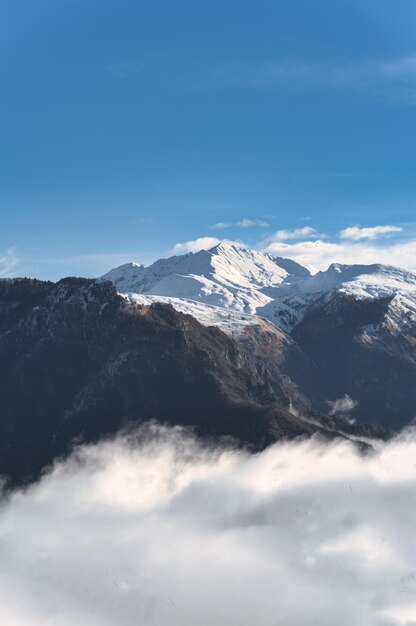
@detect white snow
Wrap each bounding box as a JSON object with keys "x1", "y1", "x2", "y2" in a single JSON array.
[
  {"x1": 101, "y1": 243, "x2": 308, "y2": 331},
  {"x1": 259, "y1": 262, "x2": 416, "y2": 332},
  {"x1": 125, "y1": 293, "x2": 262, "y2": 336},
  {"x1": 100, "y1": 244, "x2": 416, "y2": 335}
]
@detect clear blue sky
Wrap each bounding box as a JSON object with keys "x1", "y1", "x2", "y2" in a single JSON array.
[{"x1": 1, "y1": 0, "x2": 416, "y2": 278}]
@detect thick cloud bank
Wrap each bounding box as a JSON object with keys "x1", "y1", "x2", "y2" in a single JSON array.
[{"x1": 1, "y1": 425, "x2": 416, "y2": 626}]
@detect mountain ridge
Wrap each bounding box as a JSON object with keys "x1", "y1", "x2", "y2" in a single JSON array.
[
  {"x1": 101, "y1": 243, "x2": 310, "y2": 318},
  {"x1": 1, "y1": 244, "x2": 416, "y2": 485},
  {"x1": 101, "y1": 242, "x2": 416, "y2": 334},
  {"x1": 0, "y1": 276, "x2": 362, "y2": 486},
  {"x1": 99, "y1": 244, "x2": 416, "y2": 432}
]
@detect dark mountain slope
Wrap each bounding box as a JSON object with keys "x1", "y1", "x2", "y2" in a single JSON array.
[
  {"x1": 0, "y1": 278, "x2": 340, "y2": 486},
  {"x1": 291, "y1": 292, "x2": 416, "y2": 430}
]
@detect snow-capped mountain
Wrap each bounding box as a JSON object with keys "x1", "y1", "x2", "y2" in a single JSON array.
[
  {"x1": 0, "y1": 277, "x2": 360, "y2": 485},
  {"x1": 101, "y1": 243, "x2": 310, "y2": 333},
  {"x1": 100, "y1": 248, "x2": 416, "y2": 430},
  {"x1": 260, "y1": 262, "x2": 416, "y2": 332},
  {"x1": 2, "y1": 248, "x2": 416, "y2": 485},
  {"x1": 102, "y1": 243, "x2": 416, "y2": 335}
]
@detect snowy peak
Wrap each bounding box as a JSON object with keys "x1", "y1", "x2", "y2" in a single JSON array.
[
  {"x1": 259, "y1": 261, "x2": 416, "y2": 331},
  {"x1": 301, "y1": 262, "x2": 416, "y2": 297},
  {"x1": 207, "y1": 243, "x2": 289, "y2": 289},
  {"x1": 101, "y1": 244, "x2": 416, "y2": 335},
  {"x1": 101, "y1": 262, "x2": 145, "y2": 292},
  {"x1": 101, "y1": 243, "x2": 311, "y2": 319},
  {"x1": 321, "y1": 261, "x2": 414, "y2": 282}
]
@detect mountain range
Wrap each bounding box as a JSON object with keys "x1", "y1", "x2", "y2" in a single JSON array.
[
  {"x1": 102, "y1": 243, "x2": 416, "y2": 429},
  {"x1": 103, "y1": 242, "x2": 416, "y2": 332},
  {"x1": 0, "y1": 242, "x2": 415, "y2": 485}
]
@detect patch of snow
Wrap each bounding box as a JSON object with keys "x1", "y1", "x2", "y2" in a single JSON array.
[{"x1": 124, "y1": 293, "x2": 261, "y2": 337}]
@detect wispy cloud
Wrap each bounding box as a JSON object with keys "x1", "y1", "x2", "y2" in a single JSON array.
[
  {"x1": 203, "y1": 54, "x2": 416, "y2": 104},
  {"x1": 0, "y1": 247, "x2": 19, "y2": 277},
  {"x1": 172, "y1": 222, "x2": 416, "y2": 273},
  {"x1": 173, "y1": 237, "x2": 223, "y2": 253},
  {"x1": 173, "y1": 237, "x2": 244, "y2": 254},
  {"x1": 206, "y1": 59, "x2": 320, "y2": 89},
  {"x1": 106, "y1": 54, "x2": 416, "y2": 104},
  {"x1": 211, "y1": 222, "x2": 231, "y2": 230},
  {"x1": 338, "y1": 225, "x2": 403, "y2": 241},
  {"x1": 326, "y1": 394, "x2": 358, "y2": 417},
  {"x1": 236, "y1": 218, "x2": 269, "y2": 228},
  {"x1": 265, "y1": 238, "x2": 416, "y2": 272},
  {"x1": 268, "y1": 226, "x2": 322, "y2": 242},
  {"x1": 211, "y1": 218, "x2": 269, "y2": 230}
]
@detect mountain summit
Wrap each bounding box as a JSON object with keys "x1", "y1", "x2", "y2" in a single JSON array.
[
  {"x1": 101, "y1": 243, "x2": 310, "y2": 333},
  {"x1": 102, "y1": 242, "x2": 309, "y2": 314}
]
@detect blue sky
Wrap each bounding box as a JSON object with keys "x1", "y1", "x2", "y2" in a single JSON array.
[{"x1": 1, "y1": 0, "x2": 416, "y2": 278}]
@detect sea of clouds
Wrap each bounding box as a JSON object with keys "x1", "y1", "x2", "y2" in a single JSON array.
[{"x1": 1, "y1": 424, "x2": 416, "y2": 626}]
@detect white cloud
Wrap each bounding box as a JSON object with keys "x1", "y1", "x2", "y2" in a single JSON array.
[
  {"x1": 212, "y1": 222, "x2": 231, "y2": 229},
  {"x1": 211, "y1": 219, "x2": 270, "y2": 230},
  {"x1": 265, "y1": 239, "x2": 416, "y2": 272},
  {"x1": 2, "y1": 425, "x2": 416, "y2": 625},
  {"x1": 171, "y1": 230, "x2": 416, "y2": 274},
  {"x1": 0, "y1": 247, "x2": 19, "y2": 277},
  {"x1": 375, "y1": 54, "x2": 416, "y2": 80},
  {"x1": 327, "y1": 394, "x2": 358, "y2": 416},
  {"x1": 270, "y1": 226, "x2": 321, "y2": 241},
  {"x1": 339, "y1": 225, "x2": 403, "y2": 241},
  {"x1": 236, "y1": 218, "x2": 269, "y2": 228},
  {"x1": 172, "y1": 237, "x2": 244, "y2": 254},
  {"x1": 172, "y1": 237, "x2": 222, "y2": 253}
]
